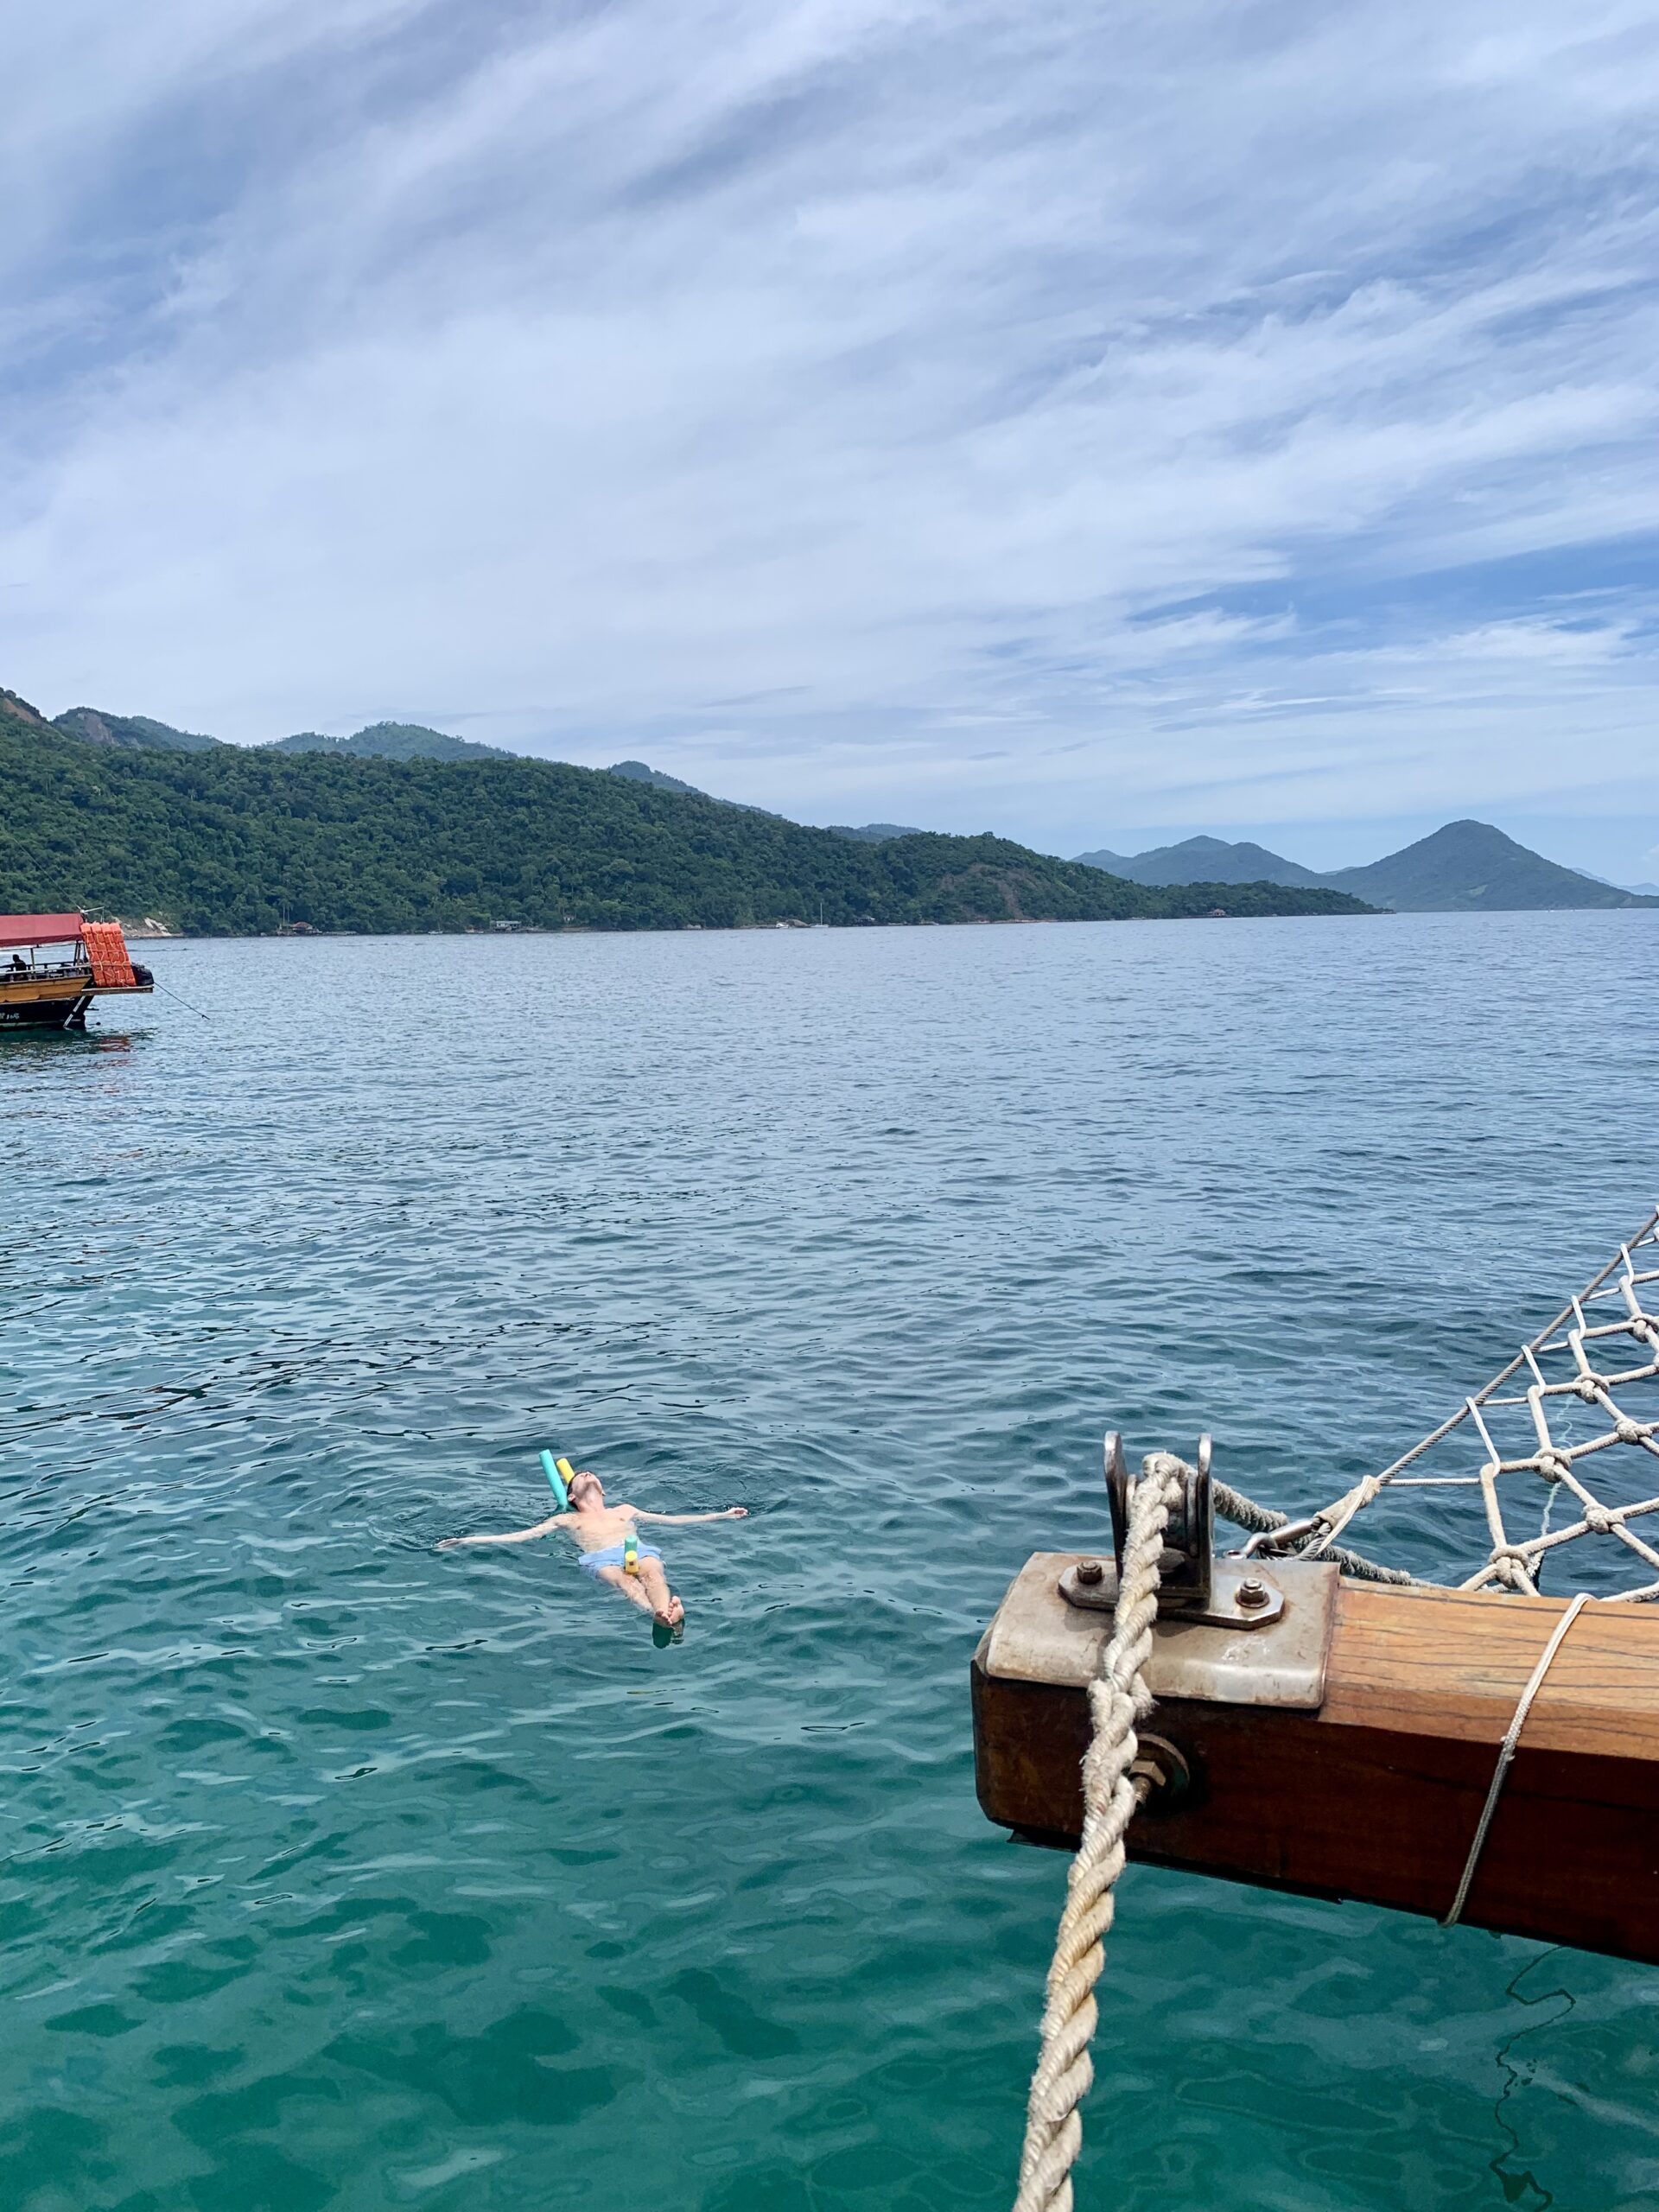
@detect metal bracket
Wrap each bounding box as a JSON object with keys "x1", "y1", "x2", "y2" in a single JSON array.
[
  {"x1": 985, "y1": 1433, "x2": 1337, "y2": 1707},
  {"x1": 983, "y1": 1552, "x2": 1338, "y2": 1709},
  {"x1": 1105, "y1": 1431, "x2": 1214, "y2": 1616},
  {"x1": 1060, "y1": 1554, "x2": 1286, "y2": 1630}
]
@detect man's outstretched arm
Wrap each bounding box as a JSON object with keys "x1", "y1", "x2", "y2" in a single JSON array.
[
  {"x1": 632, "y1": 1508, "x2": 748, "y2": 1525},
  {"x1": 439, "y1": 1515, "x2": 566, "y2": 1550}
]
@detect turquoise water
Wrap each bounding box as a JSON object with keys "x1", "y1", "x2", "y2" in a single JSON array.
[{"x1": 4, "y1": 912, "x2": 1658, "y2": 2212}]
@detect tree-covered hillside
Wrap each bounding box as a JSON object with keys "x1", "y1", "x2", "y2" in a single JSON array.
[
  {"x1": 269, "y1": 721, "x2": 514, "y2": 763},
  {"x1": 53, "y1": 707, "x2": 224, "y2": 753},
  {"x1": 0, "y1": 698, "x2": 1373, "y2": 935}
]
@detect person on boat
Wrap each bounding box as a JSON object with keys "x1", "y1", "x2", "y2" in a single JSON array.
[{"x1": 438, "y1": 1470, "x2": 747, "y2": 1630}]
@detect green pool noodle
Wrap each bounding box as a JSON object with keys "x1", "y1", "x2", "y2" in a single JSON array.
[{"x1": 540, "y1": 1450, "x2": 570, "y2": 1510}]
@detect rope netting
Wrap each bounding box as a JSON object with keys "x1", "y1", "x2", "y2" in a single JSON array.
[{"x1": 1229, "y1": 1205, "x2": 1659, "y2": 1601}]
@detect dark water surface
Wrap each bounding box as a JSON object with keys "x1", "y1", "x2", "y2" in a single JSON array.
[{"x1": 4, "y1": 915, "x2": 1658, "y2": 2212}]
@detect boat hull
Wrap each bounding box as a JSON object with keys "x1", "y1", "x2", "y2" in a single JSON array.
[{"x1": 0, "y1": 976, "x2": 150, "y2": 1029}]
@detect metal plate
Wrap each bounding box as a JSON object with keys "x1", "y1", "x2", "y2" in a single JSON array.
[
  {"x1": 982, "y1": 1551, "x2": 1339, "y2": 1711},
  {"x1": 1059, "y1": 1555, "x2": 1286, "y2": 1629}
]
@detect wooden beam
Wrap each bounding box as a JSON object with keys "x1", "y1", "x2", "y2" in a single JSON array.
[{"x1": 973, "y1": 1558, "x2": 1659, "y2": 1965}]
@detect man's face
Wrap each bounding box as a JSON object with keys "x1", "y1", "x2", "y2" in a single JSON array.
[{"x1": 570, "y1": 1473, "x2": 603, "y2": 1509}]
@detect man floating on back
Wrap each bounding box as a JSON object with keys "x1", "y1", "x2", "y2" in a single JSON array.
[{"x1": 440, "y1": 1465, "x2": 747, "y2": 1634}]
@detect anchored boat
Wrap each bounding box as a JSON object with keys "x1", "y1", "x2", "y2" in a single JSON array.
[{"x1": 0, "y1": 912, "x2": 154, "y2": 1031}]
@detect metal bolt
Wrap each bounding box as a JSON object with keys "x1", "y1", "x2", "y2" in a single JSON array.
[
  {"x1": 1128, "y1": 1733, "x2": 1194, "y2": 1815},
  {"x1": 1076, "y1": 1557, "x2": 1105, "y2": 1586},
  {"x1": 1236, "y1": 1575, "x2": 1270, "y2": 1610}
]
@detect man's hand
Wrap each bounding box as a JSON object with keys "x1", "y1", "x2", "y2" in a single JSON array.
[{"x1": 724, "y1": 1506, "x2": 748, "y2": 1518}]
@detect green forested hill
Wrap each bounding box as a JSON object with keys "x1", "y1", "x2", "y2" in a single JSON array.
[
  {"x1": 0, "y1": 700, "x2": 1372, "y2": 935},
  {"x1": 268, "y1": 721, "x2": 514, "y2": 763},
  {"x1": 53, "y1": 706, "x2": 225, "y2": 753}
]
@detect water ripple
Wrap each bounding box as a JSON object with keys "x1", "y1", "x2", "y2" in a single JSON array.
[{"x1": 2, "y1": 914, "x2": 1656, "y2": 2209}]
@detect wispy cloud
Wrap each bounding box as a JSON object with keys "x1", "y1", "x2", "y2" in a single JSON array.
[{"x1": 4, "y1": 1, "x2": 1659, "y2": 861}]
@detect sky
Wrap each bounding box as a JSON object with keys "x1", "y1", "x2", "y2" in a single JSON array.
[{"x1": 4, "y1": 2, "x2": 1659, "y2": 879}]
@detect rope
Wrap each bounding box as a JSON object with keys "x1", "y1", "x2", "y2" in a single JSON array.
[
  {"x1": 1441, "y1": 1590, "x2": 1592, "y2": 1929},
  {"x1": 154, "y1": 976, "x2": 212, "y2": 1020},
  {"x1": 1211, "y1": 1478, "x2": 1423, "y2": 1586},
  {"x1": 1012, "y1": 1452, "x2": 1183, "y2": 2212}
]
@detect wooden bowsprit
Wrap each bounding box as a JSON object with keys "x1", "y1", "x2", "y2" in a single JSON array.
[
  {"x1": 974, "y1": 1517, "x2": 1659, "y2": 1965},
  {"x1": 990, "y1": 1216, "x2": 1659, "y2": 2209}
]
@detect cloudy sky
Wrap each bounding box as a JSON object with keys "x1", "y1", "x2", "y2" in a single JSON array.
[{"x1": 5, "y1": 2, "x2": 1659, "y2": 874}]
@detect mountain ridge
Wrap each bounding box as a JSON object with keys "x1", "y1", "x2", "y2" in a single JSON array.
[
  {"x1": 0, "y1": 700, "x2": 1370, "y2": 936},
  {"x1": 1075, "y1": 833, "x2": 1324, "y2": 889},
  {"x1": 270, "y1": 721, "x2": 515, "y2": 763},
  {"x1": 607, "y1": 758, "x2": 783, "y2": 817},
  {"x1": 13, "y1": 688, "x2": 1643, "y2": 914},
  {"x1": 1320, "y1": 819, "x2": 1658, "y2": 911},
  {"x1": 53, "y1": 707, "x2": 224, "y2": 753},
  {"x1": 1077, "y1": 823, "x2": 1659, "y2": 912}
]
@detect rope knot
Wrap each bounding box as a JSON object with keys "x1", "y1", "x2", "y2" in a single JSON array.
[
  {"x1": 1583, "y1": 1503, "x2": 1616, "y2": 1534},
  {"x1": 1615, "y1": 1416, "x2": 1647, "y2": 1445},
  {"x1": 1489, "y1": 1548, "x2": 1534, "y2": 1588}
]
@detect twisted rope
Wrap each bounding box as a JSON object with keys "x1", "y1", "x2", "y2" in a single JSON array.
[
  {"x1": 1012, "y1": 1452, "x2": 1184, "y2": 2212},
  {"x1": 1211, "y1": 1478, "x2": 1422, "y2": 1586}
]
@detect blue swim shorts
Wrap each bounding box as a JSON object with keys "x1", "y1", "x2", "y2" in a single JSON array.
[{"x1": 577, "y1": 1541, "x2": 662, "y2": 1577}]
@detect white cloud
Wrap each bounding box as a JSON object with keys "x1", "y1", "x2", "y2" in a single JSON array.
[{"x1": 3, "y1": 0, "x2": 1659, "y2": 857}]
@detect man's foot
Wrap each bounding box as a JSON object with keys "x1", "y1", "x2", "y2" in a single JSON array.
[{"x1": 654, "y1": 1592, "x2": 684, "y2": 1628}]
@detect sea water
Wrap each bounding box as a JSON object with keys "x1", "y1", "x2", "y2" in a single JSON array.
[{"x1": 3, "y1": 912, "x2": 1657, "y2": 2212}]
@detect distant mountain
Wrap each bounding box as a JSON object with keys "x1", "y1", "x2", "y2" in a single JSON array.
[
  {"x1": 19, "y1": 683, "x2": 1637, "y2": 918},
  {"x1": 1073, "y1": 846, "x2": 1134, "y2": 874},
  {"x1": 16, "y1": 702, "x2": 510, "y2": 765},
  {"x1": 1077, "y1": 820, "x2": 1659, "y2": 911},
  {"x1": 269, "y1": 721, "x2": 512, "y2": 763},
  {"x1": 1625, "y1": 881, "x2": 1659, "y2": 899},
  {"x1": 1076, "y1": 834, "x2": 1321, "y2": 889},
  {"x1": 53, "y1": 706, "x2": 223, "y2": 753},
  {"x1": 1323, "y1": 821, "x2": 1659, "y2": 912},
  {"x1": 0, "y1": 698, "x2": 1374, "y2": 935}
]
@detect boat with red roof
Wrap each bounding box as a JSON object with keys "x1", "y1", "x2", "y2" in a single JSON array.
[{"x1": 0, "y1": 913, "x2": 155, "y2": 1030}]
